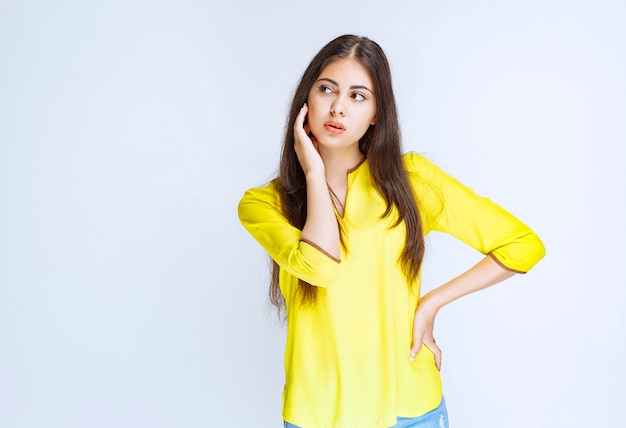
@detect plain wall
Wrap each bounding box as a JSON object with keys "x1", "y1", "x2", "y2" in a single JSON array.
[{"x1": 0, "y1": 0, "x2": 623, "y2": 427}]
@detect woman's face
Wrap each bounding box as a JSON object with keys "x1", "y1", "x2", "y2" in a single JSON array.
[{"x1": 306, "y1": 58, "x2": 376, "y2": 152}]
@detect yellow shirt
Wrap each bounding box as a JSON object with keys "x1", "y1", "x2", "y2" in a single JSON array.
[{"x1": 238, "y1": 153, "x2": 545, "y2": 428}]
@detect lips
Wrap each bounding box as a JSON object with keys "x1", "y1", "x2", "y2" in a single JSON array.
[{"x1": 324, "y1": 121, "x2": 346, "y2": 135}]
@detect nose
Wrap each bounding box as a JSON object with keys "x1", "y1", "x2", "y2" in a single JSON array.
[{"x1": 330, "y1": 98, "x2": 346, "y2": 117}]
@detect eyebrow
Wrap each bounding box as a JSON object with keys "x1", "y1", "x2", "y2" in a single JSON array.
[{"x1": 316, "y1": 77, "x2": 374, "y2": 95}]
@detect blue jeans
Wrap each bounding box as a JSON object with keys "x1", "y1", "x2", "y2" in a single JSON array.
[{"x1": 284, "y1": 396, "x2": 448, "y2": 428}]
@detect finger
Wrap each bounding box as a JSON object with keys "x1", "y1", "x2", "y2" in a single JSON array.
[
  {"x1": 409, "y1": 341, "x2": 422, "y2": 361},
  {"x1": 304, "y1": 123, "x2": 316, "y2": 141},
  {"x1": 424, "y1": 341, "x2": 442, "y2": 371},
  {"x1": 410, "y1": 323, "x2": 425, "y2": 360},
  {"x1": 294, "y1": 103, "x2": 308, "y2": 134}
]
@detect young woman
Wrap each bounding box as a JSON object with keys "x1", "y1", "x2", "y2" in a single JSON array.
[{"x1": 238, "y1": 35, "x2": 545, "y2": 428}]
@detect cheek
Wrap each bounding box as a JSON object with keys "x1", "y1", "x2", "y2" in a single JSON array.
[
  {"x1": 360, "y1": 108, "x2": 377, "y2": 128},
  {"x1": 305, "y1": 102, "x2": 323, "y2": 126},
  {"x1": 306, "y1": 96, "x2": 320, "y2": 112}
]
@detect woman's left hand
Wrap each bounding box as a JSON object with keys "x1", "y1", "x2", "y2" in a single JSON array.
[{"x1": 410, "y1": 296, "x2": 442, "y2": 370}]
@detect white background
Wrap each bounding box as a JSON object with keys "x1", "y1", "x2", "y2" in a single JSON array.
[{"x1": 0, "y1": 0, "x2": 623, "y2": 427}]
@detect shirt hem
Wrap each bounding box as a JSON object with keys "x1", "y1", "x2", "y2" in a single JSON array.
[
  {"x1": 488, "y1": 252, "x2": 527, "y2": 274},
  {"x1": 300, "y1": 238, "x2": 341, "y2": 263}
]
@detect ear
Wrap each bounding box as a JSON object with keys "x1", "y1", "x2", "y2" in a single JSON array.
[{"x1": 370, "y1": 117, "x2": 376, "y2": 126}]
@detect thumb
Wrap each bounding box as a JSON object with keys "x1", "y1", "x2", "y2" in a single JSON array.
[{"x1": 409, "y1": 342, "x2": 422, "y2": 361}]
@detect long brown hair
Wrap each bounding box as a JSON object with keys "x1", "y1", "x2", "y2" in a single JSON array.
[{"x1": 270, "y1": 34, "x2": 424, "y2": 313}]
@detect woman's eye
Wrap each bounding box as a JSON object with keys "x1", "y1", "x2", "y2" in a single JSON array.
[
  {"x1": 319, "y1": 85, "x2": 333, "y2": 94},
  {"x1": 352, "y1": 93, "x2": 366, "y2": 101}
]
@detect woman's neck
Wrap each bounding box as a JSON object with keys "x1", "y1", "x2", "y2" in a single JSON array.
[{"x1": 318, "y1": 146, "x2": 364, "y2": 187}]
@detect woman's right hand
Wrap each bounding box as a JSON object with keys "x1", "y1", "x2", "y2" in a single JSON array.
[{"x1": 294, "y1": 104, "x2": 325, "y2": 176}]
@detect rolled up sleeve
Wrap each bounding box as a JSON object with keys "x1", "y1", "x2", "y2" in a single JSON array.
[
  {"x1": 238, "y1": 184, "x2": 340, "y2": 287},
  {"x1": 407, "y1": 153, "x2": 546, "y2": 273}
]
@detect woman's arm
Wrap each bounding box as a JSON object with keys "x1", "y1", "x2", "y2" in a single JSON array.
[
  {"x1": 236, "y1": 104, "x2": 341, "y2": 287},
  {"x1": 410, "y1": 255, "x2": 516, "y2": 368},
  {"x1": 294, "y1": 104, "x2": 340, "y2": 260},
  {"x1": 405, "y1": 153, "x2": 546, "y2": 368}
]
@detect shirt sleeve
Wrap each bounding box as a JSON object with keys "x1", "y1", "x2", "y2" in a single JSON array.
[
  {"x1": 406, "y1": 153, "x2": 546, "y2": 273},
  {"x1": 238, "y1": 183, "x2": 341, "y2": 287}
]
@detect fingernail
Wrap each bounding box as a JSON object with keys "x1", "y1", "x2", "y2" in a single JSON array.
[{"x1": 409, "y1": 353, "x2": 416, "y2": 361}]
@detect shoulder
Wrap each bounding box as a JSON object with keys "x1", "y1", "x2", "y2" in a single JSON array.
[
  {"x1": 402, "y1": 152, "x2": 444, "y2": 184},
  {"x1": 241, "y1": 179, "x2": 280, "y2": 201},
  {"x1": 238, "y1": 179, "x2": 282, "y2": 218}
]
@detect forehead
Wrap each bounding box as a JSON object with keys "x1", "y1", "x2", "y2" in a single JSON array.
[{"x1": 317, "y1": 58, "x2": 373, "y2": 86}]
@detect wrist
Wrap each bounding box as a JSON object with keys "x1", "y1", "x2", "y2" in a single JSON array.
[
  {"x1": 305, "y1": 169, "x2": 326, "y2": 183},
  {"x1": 419, "y1": 291, "x2": 444, "y2": 314}
]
